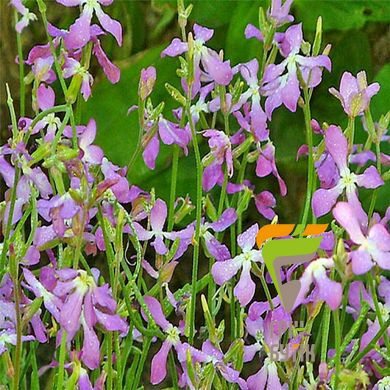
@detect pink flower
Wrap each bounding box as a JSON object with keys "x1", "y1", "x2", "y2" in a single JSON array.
[{"x1": 329, "y1": 71, "x2": 380, "y2": 117}]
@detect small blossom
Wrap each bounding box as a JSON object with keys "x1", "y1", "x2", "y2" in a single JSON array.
[
  {"x1": 57, "y1": 0, "x2": 122, "y2": 50},
  {"x1": 312, "y1": 125, "x2": 383, "y2": 225},
  {"x1": 294, "y1": 257, "x2": 342, "y2": 310},
  {"x1": 268, "y1": 0, "x2": 294, "y2": 26},
  {"x1": 261, "y1": 24, "x2": 331, "y2": 118},
  {"x1": 333, "y1": 202, "x2": 390, "y2": 274},
  {"x1": 247, "y1": 357, "x2": 287, "y2": 390},
  {"x1": 139, "y1": 66, "x2": 156, "y2": 101},
  {"x1": 143, "y1": 296, "x2": 184, "y2": 385},
  {"x1": 10, "y1": 0, "x2": 37, "y2": 33},
  {"x1": 329, "y1": 71, "x2": 380, "y2": 117},
  {"x1": 162, "y1": 24, "x2": 233, "y2": 86},
  {"x1": 212, "y1": 224, "x2": 263, "y2": 306}
]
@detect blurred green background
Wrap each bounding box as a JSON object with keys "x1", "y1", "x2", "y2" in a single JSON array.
[{"x1": 1, "y1": 0, "x2": 389, "y2": 221}]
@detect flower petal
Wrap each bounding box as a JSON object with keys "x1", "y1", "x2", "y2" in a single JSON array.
[{"x1": 234, "y1": 261, "x2": 255, "y2": 307}]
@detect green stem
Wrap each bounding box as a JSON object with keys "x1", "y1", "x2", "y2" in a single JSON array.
[
  {"x1": 368, "y1": 140, "x2": 382, "y2": 219},
  {"x1": 11, "y1": 262, "x2": 22, "y2": 390},
  {"x1": 331, "y1": 301, "x2": 370, "y2": 365},
  {"x1": 0, "y1": 167, "x2": 21, "y2": 271},
  {"x1": 332, "y1": 308, "x2": 341, "y2": 389},
  {"x1": 106, "y1": 332, "x2": 113, "y2": 390},
  {"x1": 56, "y1": 331, "x2": 67, "y2": 390},
  {"x1": 321, "y1": 304, "x2": 331, "y2": 362},
  {"x1": 368, "y1": 273, "x2": 390, "y2": 352},
  {"x1": 14, "y1": 11, "x2": 25, "y2": 117},
  {"x1": 186, "y1": 98, "x2": 203, "y2": 343},
  {"x1": 168, "y1": 145, "x2": 180, "y2": 231},
  {"x1": 300, "y1": 87, "x2": 314, "y2": 228},
  {"x1": 127, "y1": 99, "x2": 145, "y2": 175},
  {"x1": 131, "y1": 336, "x2": 152, "y2": 390}
]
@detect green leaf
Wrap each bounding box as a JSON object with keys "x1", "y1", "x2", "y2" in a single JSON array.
[
  {"x1": 294, "y1": 0, "x2": 390, "y2": 31},
  {"x1": 372, "y1": 63, "x2": 390, "y2": 120},
  {"x1": 225, "y1": 1, "x2": 264, "y2": 64},
  {"x1": 189, "y1": 0, "x2": 239, "y2": 27}
]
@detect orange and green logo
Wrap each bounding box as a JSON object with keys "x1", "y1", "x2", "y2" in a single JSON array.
[{"x1": 256, "y1": 224, "x2": 328, "y2": 312}]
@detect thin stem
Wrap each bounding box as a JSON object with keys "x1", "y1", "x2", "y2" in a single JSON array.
[
  {"x1": 186, "y1": 97, "x2": 203, "y2": 343},
  {"x1": 10, "y1": 259, "x2": 22, "y2": 390},
  {"x1": 131, "y1": 336, "x2": 152, "y2": 390},
  {"x1": 332, "y1": 308, "x2": 341, "y2": 389},
  {"x1": 320, "y1": 305, "x2": 331, "y2": 362},
  {"x1": 168, "y1": 145, "x2": 180, "y2": 231},
  {"x1": 127, "y1": 99, "x2": 145, "y2": 175},
  {"x1": 56, "y1": 330, "x2": 67, "y2": 390},
  {"x1": 106, "y1": 332, "x2": 113, "y2": 390},
  {"x1": 0, "y1": 167, "x2": 21, "y2": 271},
  {"x1": 300, "y1": 87, "x2": 314, "y2": 228},
  {"x1": 368, "y1": 140, "x2": 382, "y2": 219},
  {"x1": 14, "y1": 11, "x2": 25, "y2": 117},
  {"x1": 368, "y1": 273, "x2": 390, "y2": 352}
]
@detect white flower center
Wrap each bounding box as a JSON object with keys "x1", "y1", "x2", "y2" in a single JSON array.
[
  {"x1": 166, "y1": 324, "x2": 180, "y2": 345},
  {"x1": 340, "y1": 169, "x2": 356, "y2": 190}
]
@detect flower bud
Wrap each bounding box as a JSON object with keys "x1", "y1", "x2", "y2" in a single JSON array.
[
  {"x1": 138, "y1": 66, "x2": 156, "y2": 101},
  {"x1": 56, "y1": 146, "x2": 80, "y2": 162},
  {"x1": 312, "y1": 16, "x2": 323, "y2": 56},
  {"x1": 224, "y1": 339, "x2": 244, "y2": 371},
  {"x1": 236, "y1": 187, "x2": 252, "y2": 216},
  {"x1": 174, "y1": 196, "x2": 194, "y2": 224},
  {"x1": 201, "y1": 295, "x2": 217, "y2": 343},
  {"x1": 165, "y1": 83, "x2": 186, "y2": 106},
  {"x1": 159, "y1": 260, "x2": 178, "y2": 283},
  {"x1": 22, "y1": 297, "x2": 43, "y2": 326},
  {"x1": 66, "y1": 74, "x2": 83, "y2": 105},
  {"x1": 204, "y1": 195, "x2": 217, "y2": 222}
]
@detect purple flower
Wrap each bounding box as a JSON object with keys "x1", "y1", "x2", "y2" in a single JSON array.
[
  {"x1": 256, "y1": 142, "x2": 287, "y2": 196},
  {"x1": 329, "y1": 71, "x2": 380, "y2": 117},
  {"x1": 201, "y1": 208, "x2": 237, "y2": 261},
  {"x1": 268, "y1": 0, "x2": 294, "y2": 26},
  {"x1": 261, "y1": 24, "x2": 331, "y2": 118},
  {"x1": 199, "y1": 340, "x2": 244, "y2": 386},
  {"x1": 189, "y1": 83, "x2": 213, "y2": 123},
  {"x1": 236, "y1": 59, "x2": 269, "y2": 141},
  {"x1": 49, "y1": 23, "x2": 120, "y2": 84},
  {"x1": 78, "y1": 119, "x2": 104, "y2": 164},
  {"x1": 255, "y1": 191, "x2": 277, "y2": 220},
  {"x1": 212, "y1": 224, "x2": 263, "y2": 306},
  {"x1": 245, "y1": 298, "x2": 292, "y2": 355},
  {"x1": 10, "y1": 0, "x2": 37, "y2": 32},
  {"x1": 139, "y1": 66, "x2": 156, "y2": 101},
  {"x1": 202, "y1": 130, "x2": 233, "y2": 191},
  {"x1": 293, "y1": 257, "x2": 342, "y2": 310},
  {"x1": 133, "y1": 199, "x2": 193, "y2": 256},
  {"x1": 63, "y1": 57, "x2": 94, "y2": 100},
  {"x1": 0, "y1": 154, "x2": 52, "y2": 224},
  {"x1": 0, "y1": 330, "x2": 34, "y2": 355},
  {"x1": 142, "y1": 115, "x2": 191, "y2": 170},
  {"x1": 162, "y1": 24, "x2": 233, "y2": 86},
  {"x1": 25, "y1": 268, "x2": 127, "y2": 369},
  {"x1": 56, "y1": 0, "x2": 122, "y2": 50},
  {"x1": 247, "y1": 358, "x2": 286, "y2": 390},
  {"x1": 143, "y1": 296, "x2": 183, "y2": 385},
  {"x1": 312, "y1": 125, "x2": 383, "y2": 224},
  {"x1": 333, "y1": 202, "x2": 390, "y2": 274}
]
